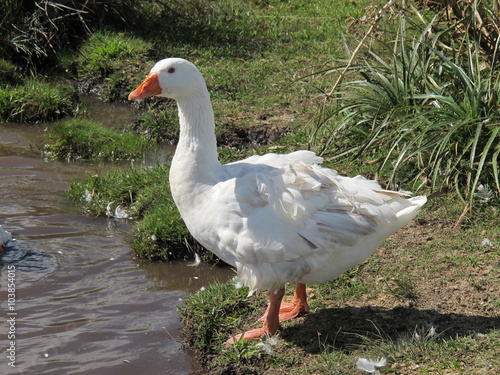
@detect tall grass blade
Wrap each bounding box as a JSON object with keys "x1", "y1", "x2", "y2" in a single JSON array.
[{"x1": 469, "y1": 125, "x2": 500, "y2": 207}]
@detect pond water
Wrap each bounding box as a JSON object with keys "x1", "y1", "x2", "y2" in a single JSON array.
[{"x1": 0, "y1": 111, "x2": 234, "y2": 374}]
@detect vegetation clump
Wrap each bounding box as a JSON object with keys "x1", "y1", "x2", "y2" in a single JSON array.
[
  {"x1": 75, "y1": 31, "x2": 153, "y2": 101},
  {"x1": 310, "y1": 3, "x2": 500, "y2": 211},
  {"x1": 68, "y1": 164, "x2": 213, "y2": 260},
  {"x1": 179, "y1": 281, "x2": 272, "y2": 374},
  {"x1": 0, "y1": 78, "x2": 78, "y2": 122},
  {"x1": 45, "y1": 118, "x2": 150, "y2": 160}
]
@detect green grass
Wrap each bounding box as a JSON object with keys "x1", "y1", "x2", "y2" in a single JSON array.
[
  {"x1": 180, "y1": 281, "x2": 261, "y2": 352},
  {"x1": 182, "y1": 0, "x2": 371, "y2": 131},
  {"x1": 180, "y1": 281, "x2": 274, "y2": 374},
  {"x1": 75, "y1": 31, "x2": 153, "y2": 101},
  {"x1": 134, "y1": 105, "x2": 180, "y2": 142},
  {"x1": 76, "y1": 31, "x2": 152, "y2": 79},
  {"x1": 45, "y1": 118, "x2": 150, "y2": 161},
  {"x1": 68, "y1": 163, "x2": 214, "y2": 260},
  {"x1": 0, "y1": 78, "x2": 79, "y2": 122}
]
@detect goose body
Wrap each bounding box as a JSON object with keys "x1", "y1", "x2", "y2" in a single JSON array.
[{"x1": 129, "y1": 58, "x2": 426, "y2": 341}]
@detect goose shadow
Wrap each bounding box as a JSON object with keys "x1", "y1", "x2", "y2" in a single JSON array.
[{"x1": 280, "y1": 305, "x2": 499, "y2": 353}]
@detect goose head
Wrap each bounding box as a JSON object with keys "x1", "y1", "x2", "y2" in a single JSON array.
[{"x1": 128, "y1": 58, "x2": 206, "y2": 101}]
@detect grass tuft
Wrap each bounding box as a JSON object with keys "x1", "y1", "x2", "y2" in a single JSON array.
[
  {"x1": 45, "y1": 118, "x2": 150, "y2": 161},
  {"x1": 179, "y1": 279, "x2": 269, "y2": 374},
  {"x1": 75, "y1": 31, "x2": 153, "y2": 101},
  {"x1": 311, "y1": 7, "x2": 500, "y2": 209},
  {"x1": 0, "y1": 78, "x2": 78, "y2": 122},
  {"x1": 390, "y1": 275, "x2": 418, "y2": 301}
]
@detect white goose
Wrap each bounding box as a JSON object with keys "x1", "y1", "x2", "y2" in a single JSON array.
[
  {"x1": 0, "y1": 225, "x2": 12, "y2": 252},
  {"x1": 129, "y1": 58, "x2": 426, "y2": 342}
]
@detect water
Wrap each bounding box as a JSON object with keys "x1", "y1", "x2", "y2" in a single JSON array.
[{"x1": 0, "y1": 119, "x2": 233, "y2": 374}]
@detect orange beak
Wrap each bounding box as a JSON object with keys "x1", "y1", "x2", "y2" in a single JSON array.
[{"x1": 128, "y1": 72, "x2": 161, "y2": 100}]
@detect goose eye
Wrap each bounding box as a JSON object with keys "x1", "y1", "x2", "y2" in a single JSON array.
[{"x1": 167, "y1": 67, "x2": 176, "y2": 73}]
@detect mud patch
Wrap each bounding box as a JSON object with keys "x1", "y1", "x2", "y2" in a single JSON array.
[{"x1": 217, "y1": 112, "x2": 292, "y2": 147}]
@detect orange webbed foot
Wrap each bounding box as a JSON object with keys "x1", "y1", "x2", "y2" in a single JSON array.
[
  {"x1": 258, "y1": 283, "x2": 310, "y2": 322},
  {"x1": 226, "y1": 288, "x2": 285, "y2": 344},
  {"x1": 226, "y1": 326, "x2": 282, "y2": 344}
]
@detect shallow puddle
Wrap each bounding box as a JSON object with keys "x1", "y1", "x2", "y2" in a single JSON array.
[{"x1": 0, "y1": 122, "x2": 233, "y2": 374}]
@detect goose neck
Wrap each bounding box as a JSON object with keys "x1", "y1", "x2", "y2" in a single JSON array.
[{"x1": 173, "y1": 90, "x2": 220, "y2": 177}]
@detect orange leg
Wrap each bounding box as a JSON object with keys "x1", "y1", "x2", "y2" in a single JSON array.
[
  {"x1": 226, "y1": 288, "x2": 284, "y2": 344},
  {"x1": 258, "y1": 283, "x2": 310, "y2": 323}
]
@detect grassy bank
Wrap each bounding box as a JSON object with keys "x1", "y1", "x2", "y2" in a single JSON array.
[
  {"x1": 45, "y1": 118, "x2": 150, "y2": 161},
  {"x1": 0, "y1": 76, "x2": 78, "y2": 122},
  {"x1": 72, "y1": 31, "x2": 154, "y2": 102}
]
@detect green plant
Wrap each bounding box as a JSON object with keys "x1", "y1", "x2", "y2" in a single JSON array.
[
  {"x1": 45, "y1": 117, "x2": 150, "y2": 160},
  {"x1": 311, "y1": 8, "x2": 500, "y2": 209},
  {"x1": 390, "y1": 275, "x2": 418, "y2": 300},
  {"x1": 0, "y1": 59, "x2": 20, "y2": 84},
  {"x1": 0, "y1": 77, "x2": 78, "y2": 122},
  {"x1": 134, "y1": 104, "x2": 179, "y2": 142},
  {"x1": 179, "y1": 280, "x2": 259, "y2": 354},
  {"x1": 1, "y1": 0, "x2": 89, "y2": 66}
]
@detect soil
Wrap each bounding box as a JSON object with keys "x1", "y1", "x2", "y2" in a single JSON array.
[{"x1": 217, "y1": 112, "x2": 292, "y2": 148}]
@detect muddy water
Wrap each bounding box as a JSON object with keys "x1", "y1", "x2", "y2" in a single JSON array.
[{"x1": 0, "y1": 121, "x2": 234, "y2": 374}]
